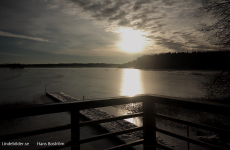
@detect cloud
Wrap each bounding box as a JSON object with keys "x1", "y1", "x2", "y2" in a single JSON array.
[
  {"x1": 69, "y1": 0, "x2": 167, "y2": 31},
  {"x1": 154, "y1": 34, "x2": 216, "y2": 52},
  {"x1": 0, "y1": 0, "x2": 219, "y2": 64},
  {"x1": 0, "y1": 31, "x2": 56, "y2": 43},
  {"x1": 162, "y1": 0, "x2": 175, "y2": 6},
  {"x1": 46, "y1": 4, "x2": 60, "y2": 9},
  {"x1": 48, "y1": 0, "x2": 217, "y2": 54},
  {"x1": 132, "y1": 0, "x2": 153, "y2": 11},
  {"x1": 154, "y1": 37, "x2": 189, "y2": 51},
  {"x1": 108, "y1": 11, "x2": 127, "y2": 21},
  {"x1": 192, "y1": 44, "x2": 217, "y2": 51},
  {"x1": 0, "y1": 52, "x2": 25, "y2": 56}
]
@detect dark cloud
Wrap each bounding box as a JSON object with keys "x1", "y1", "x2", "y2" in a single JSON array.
[
  {"x1": 192, "y1": 44, "x2": 215, "y2": 51},
  {"x1": 72, "y1": 0, "x2": 171, "y2": 36},
  {"x1": 131, "y1": 7, "x2": 164, "y2": 30},
  {"x1": 172, "y1": 32, "x2": 200, "y2": 46},
  {"x1": 132, "y1": 0, "x2": 153, "y2": 11},
  {"x1": 72, "y1": 0, "x2": 128, "y2": 16},
  {"x1": 71, "y1": 0, "x2": 166, "y2": 31},
  {"x1": 0, "y1": 1, "x2": 43, "y2": 36},
  {"x1": 154, "y1": 37, "x2": 189, "y2": 51},
  {"x1": 132, "y1": 13, "x2": 147, "y2": 21},
  {"x1": 154, "y1": 34, "x2": 216, "y2": 52},
  {"x1": 118, "y1": 18, "x2": 130, "y2": 26},
  {"x1": 144, "y1": 21, "x2": 166, "y2": 32},
  {"x1": 109, "y1": 11, "x2": 127, "y2": 21},
  {"x1": 162, "y1": 0, "x2": 175, "y2": 6}
]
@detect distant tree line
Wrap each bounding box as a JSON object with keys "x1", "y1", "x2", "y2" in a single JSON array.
[
  {"x1": 0, "y1": 63, "x2": 119, "y2": 68},
  {"x1": 119, "y1": 51, "x2": 230, "y2": 70},
  {"x1": 4, "y1": 63, "x2": 25, "y2": 69}
]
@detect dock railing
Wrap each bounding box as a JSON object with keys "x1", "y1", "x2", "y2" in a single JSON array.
[{"x1": 0, "y1": 94, "x2": 230, "y2": 150}]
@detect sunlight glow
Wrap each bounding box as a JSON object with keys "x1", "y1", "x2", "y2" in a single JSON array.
[
  {"x1": 118, "y1": 28, "x2": 146, "y2": 53},
  {"x1": 121, "y1": 69, "x2": 142, "y2": 97}
]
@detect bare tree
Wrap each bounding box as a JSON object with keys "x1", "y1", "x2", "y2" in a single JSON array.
[
  {"x1": 199, "y1": 0, "x2": 230, "y2": 48},
  {"x1": 199, "y1": 0, "x2": 230, "y2": 99}
]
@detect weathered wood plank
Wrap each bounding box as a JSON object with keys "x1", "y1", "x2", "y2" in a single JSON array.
[
  {"x1": 156, "y1": 127, "x2": 229, "y2": 150},
  {"x1": 156, "y1": 113, "x2": 230, "y2": 135},
  {"x1": 105, "y1": 139, "x2": 144, "y2": 150},
  {"x1": 79, "y1": 127, "x2": 143, "y2": 144},
  {"x1": 79, "y1": 112, "x2": 143, "y2": 127}
]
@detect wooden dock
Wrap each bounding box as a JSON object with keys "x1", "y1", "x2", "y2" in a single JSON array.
[{"x1": 46, "y1": 92, "x2": 79, "y2": 102}]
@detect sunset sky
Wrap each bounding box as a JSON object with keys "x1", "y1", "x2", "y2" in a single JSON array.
[{"x1": 0, "y1": 0, "x2": 216, "y2": 64}]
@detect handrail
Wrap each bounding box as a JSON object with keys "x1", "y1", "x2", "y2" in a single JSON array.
[
  {"x1": 156, "y1": 114, "x2": 230, "y2": 135},
  {"x1": 146, "y1": 94, "x2": 230, "y2": 115},
  {"x1": 1, "y1": 94, "x2": 229, "y2": 118},
  {"x1": 79, "y1": 112, "x2": 143, "y2": 127},
  {"x1": 156, "y1": 127, "x2": 229, "y2": 150},
  {"x1": 79, "y1": 127, "x2": 143, "y2": 144},
  {"x1": 0, "y1": 94, "x2": 230, "y2": 150},
  {"x1": 0, "y1": 95, "x2": 147, "y2": 119}
]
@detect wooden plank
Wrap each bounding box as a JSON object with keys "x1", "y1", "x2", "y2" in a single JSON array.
[
  {"x1": 146, "y1": 94, "x2": 230, "y2": 115},
  {"x1": 156, "y1": 113, "x2": 230, "y2": 135},
  {"x1": 73, "y1": 95, "x2": 146, "y2": 110},
  {"x1": 79, "y1": 112, "x2": 143, "y2": 127},
  {"x1": 0, "y1": 124, "x2": 71, "y2": 141},
  {"x1": 155, "y1": 127, "x2": 229, "y2": 150},
  {"x1": 142, "y1": 99, "x2": 156, "y2": 150},
  {"x1": 79, "y1": 127, "x2": 143, "y2": 144},
  {"x1": 46, "y1": 92, "x2": 78, "y2": 102},
  {"x1": 105, "y1": 139, "x2": 144, "y2": 150},
  {"x1": 46, "y1": 93, "x2": 67, "y2": 102},
  {"x1": 156, "y1": 143, "x2": 174, "y2": 150}
]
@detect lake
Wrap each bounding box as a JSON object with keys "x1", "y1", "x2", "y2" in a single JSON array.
[
  {"x1": 0, "y1": 68, "x2": 212, "y2": 150},
  {"x1": 0, "y1": 68, "x2": 207, "y2": 103}
]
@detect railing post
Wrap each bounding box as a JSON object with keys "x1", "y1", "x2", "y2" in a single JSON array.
[
  {"x1": 187, "y1": 125, "x2": 190, "y2": 150},
  {"x1": 143, "y1": 97, "x2": 156, "y2": 150},
  {"x1": 71, "y1": 108, "x2": 80, "y2": 150}
]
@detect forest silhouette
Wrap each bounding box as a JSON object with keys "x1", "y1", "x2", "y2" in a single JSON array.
[{"x1": 119, "y1": 51, "x2": 230, "y2": 70}]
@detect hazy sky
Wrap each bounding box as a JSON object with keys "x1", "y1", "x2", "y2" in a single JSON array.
[{"x1": 0, "y1": 0, "x2": 216, "y2": 64}]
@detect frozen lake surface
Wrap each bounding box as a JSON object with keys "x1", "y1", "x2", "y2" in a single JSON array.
[{"x1": 0, "y1": 68, "x2": 207, "y2": 103}]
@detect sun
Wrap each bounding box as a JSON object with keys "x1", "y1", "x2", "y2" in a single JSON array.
[{"x1": 118, "y1": 28, "x2": 146, "y2": 53}]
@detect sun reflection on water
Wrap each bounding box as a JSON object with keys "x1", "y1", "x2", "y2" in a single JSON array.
[{"x1": 121, "y1": 69, "x2": 142, "y2": 97}]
